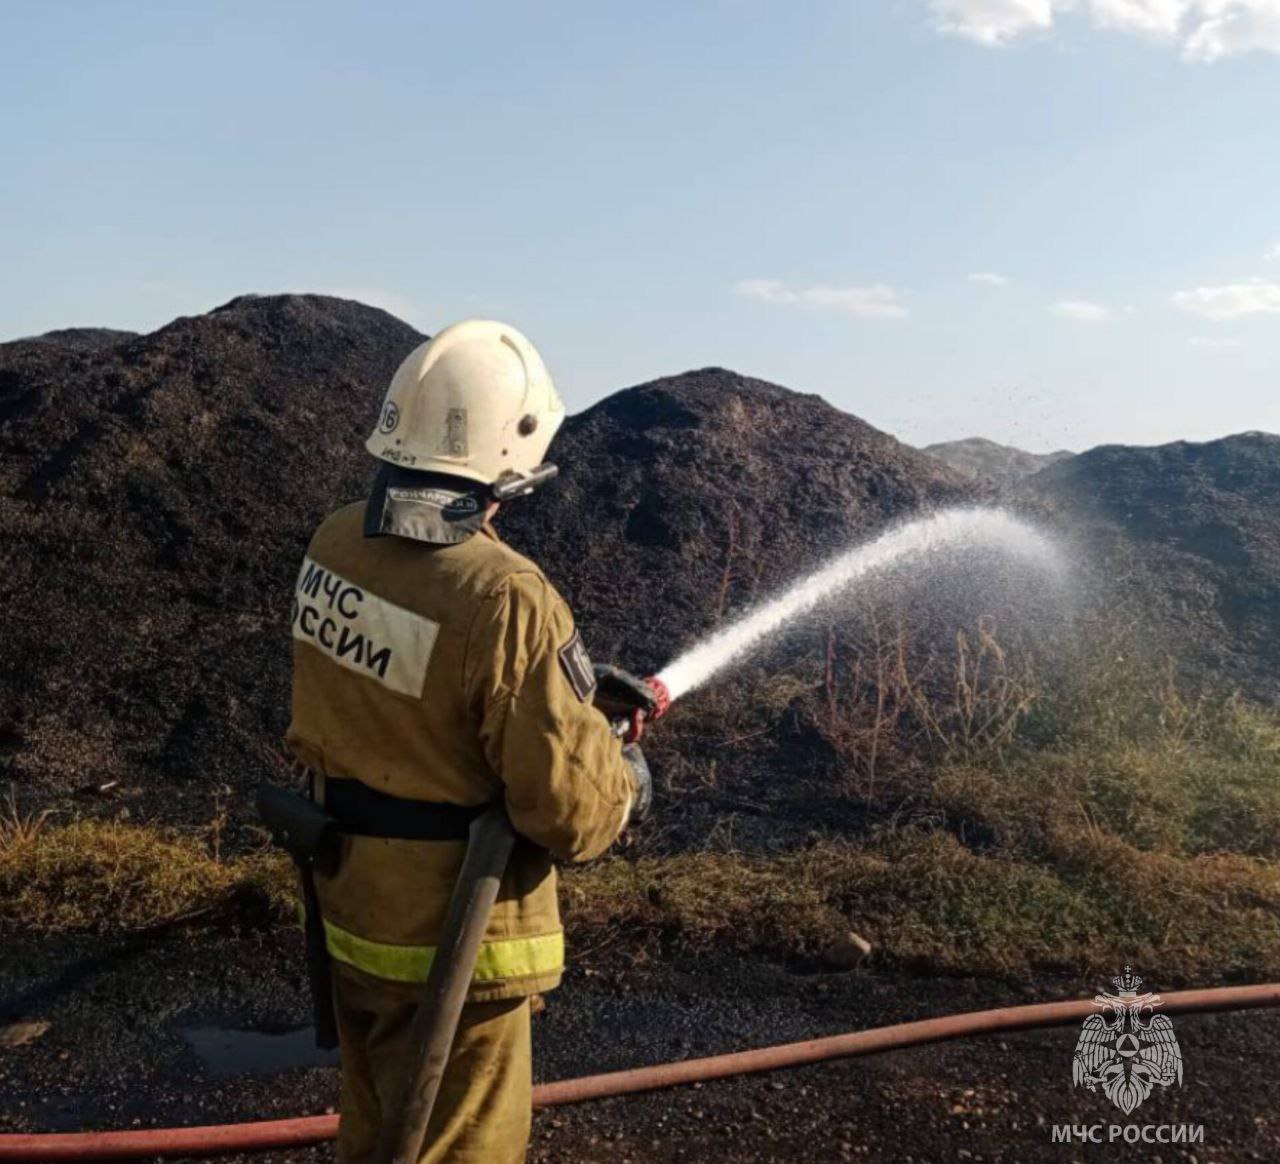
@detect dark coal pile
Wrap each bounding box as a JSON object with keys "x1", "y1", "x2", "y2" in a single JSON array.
[
  {"x1": 0, "y1": 303, "x2": 984, "y2": 842},
  {"x1": 924, "y1": 436, "x2": 1073, "y2": 483},
  {"x1": 1025, "y1": 432, "x2": 1280, "y2": 702},
  {"x1": 16, "y1": 328, "x2": 140, "y2": 353},
  {"x1": 5, "y1": 292, "x2": 1276, "y2": 846},
  {"x1": 500, "y1": 370, "x2": 976, "y2": 675},
  {"x1": 0, "y1": 295, "x2": 423, "y2": 814},
  {"x1": 500, "y1": 372, "x2": 991, "y2": 852}
]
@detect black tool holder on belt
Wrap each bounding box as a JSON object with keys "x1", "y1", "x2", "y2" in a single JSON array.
[
  {"x1": 257, "y1": 775, "x2": 489, "y2": 1051},
  {"x1": 256, "y1": 781, "x2": 344, "y2": 1049}
]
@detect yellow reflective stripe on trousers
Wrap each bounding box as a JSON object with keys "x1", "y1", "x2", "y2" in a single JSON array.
[{"x1": 321, "y1": 917, "x2": 564, "y2": 984}]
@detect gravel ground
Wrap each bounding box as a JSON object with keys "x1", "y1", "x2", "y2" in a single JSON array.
[{"x1": 3, "y1": 931, "x2": 1279, "y2": 1162}]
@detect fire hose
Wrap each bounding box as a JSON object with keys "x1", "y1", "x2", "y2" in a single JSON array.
[{"x1": 1, "y1": 983, "x2": 1278, "y2": 1161}]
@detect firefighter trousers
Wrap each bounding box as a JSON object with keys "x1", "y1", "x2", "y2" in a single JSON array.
[{"x1": 332, "y1": 965, "x2": 531, "y2": 1164}]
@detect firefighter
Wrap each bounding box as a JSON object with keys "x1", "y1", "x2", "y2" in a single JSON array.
[{"x1": 284, "y1": 320, "x2": 652, "y2": 1163}]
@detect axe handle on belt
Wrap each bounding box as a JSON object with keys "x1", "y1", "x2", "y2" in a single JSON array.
[{"x1": 376, "y1": 804, "x2": 517, "y2": 1164}]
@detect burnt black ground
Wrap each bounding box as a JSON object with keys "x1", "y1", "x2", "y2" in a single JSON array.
[{"x1": 2, "y1": 930, "x2": 1277, "y2": 1163}]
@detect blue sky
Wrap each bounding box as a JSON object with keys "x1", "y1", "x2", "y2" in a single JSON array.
[{"x1": 3, "y1": 0, "x2": 1279, "y2": 451}]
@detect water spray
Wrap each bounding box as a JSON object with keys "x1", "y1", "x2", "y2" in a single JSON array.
[{"x1": 643, "y1": 507, "x2": 1062, "y2": 718}]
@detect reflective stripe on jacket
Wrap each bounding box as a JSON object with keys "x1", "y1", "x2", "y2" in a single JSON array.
[{"x1": 285, "y1": 502, "x2": 633, "y2": 1001}]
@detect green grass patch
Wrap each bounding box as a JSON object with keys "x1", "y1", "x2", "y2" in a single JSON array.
[{"x1": 562, "y1": 826, "x2": 1280, "y2": 981}]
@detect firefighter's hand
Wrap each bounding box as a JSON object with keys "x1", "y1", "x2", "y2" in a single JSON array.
[{"x1": 622, "y1": 743, "x2": 652, "y2": 823}]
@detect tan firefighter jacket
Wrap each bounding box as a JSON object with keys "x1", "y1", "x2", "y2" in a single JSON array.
[{"x1": 285, "y1": 502, "x2": 634, "y2": 1002}]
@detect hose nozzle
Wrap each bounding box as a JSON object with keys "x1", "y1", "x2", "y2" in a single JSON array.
[
  {"x1": 594, "y1": 667, "x2": 672, "y2": 743},
  {"x1": 644, "y1": 676, "x2": 671, "y2": 721}
]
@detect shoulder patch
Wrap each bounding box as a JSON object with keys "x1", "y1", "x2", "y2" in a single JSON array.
[
  {"x1": 292, "y1": 556, "x2": 439, "y2": 697},
  {"x1": 557, "y1": 630, "x2": 596, "y2": 703}
]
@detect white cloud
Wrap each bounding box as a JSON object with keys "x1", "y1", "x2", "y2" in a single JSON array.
[
  {"x1": 929, "y1": 0, "x2": 1055, "y2": 44},
  {"x1": 925, "y1": 0, "x2": 1280, "y2": 59},
  {"x1": 734, "y1": 279, "x2": 910, "y2": 319},
  {"x1": 1172, "y1": 279, "x2": 1280, "y2": 319},
  {"x1": 1183, "y1": 1, "x2": 1280, "y2": 60},
  {"x1": 1089, "y1": 0, "x2": 1191, "y2": 37},
  {"x1": 1188, "y1": 333, "x2": 1242, "y2": 347},
  {"x1": 1052, "y1": 299, "x2": 1113, "y2": 322},
  {"x1": 968, "y1": 271, "x2": 1011, "y2": 286}
]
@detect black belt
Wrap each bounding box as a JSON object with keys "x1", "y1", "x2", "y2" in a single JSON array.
[{"x1": 321, "y1": 777, "x2": 486, "y2": 842}]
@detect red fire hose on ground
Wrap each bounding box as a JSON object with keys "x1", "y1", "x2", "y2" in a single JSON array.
[{"x1": 2, "y1": 983, "x2": 1277, "y2": 1162}]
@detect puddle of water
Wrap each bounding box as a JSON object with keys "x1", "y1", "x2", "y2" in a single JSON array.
[{"x1": 180, "y1": 1025, "x2": 341, "y2": 1076}]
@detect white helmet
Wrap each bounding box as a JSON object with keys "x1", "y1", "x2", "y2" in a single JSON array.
[{"x1": 366, "y1": 319, "x2": 566, "y2": 487}]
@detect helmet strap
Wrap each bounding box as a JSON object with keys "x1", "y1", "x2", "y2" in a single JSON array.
[{"x1": 490, "y1": 463, "x2": 559, "y2": 502}]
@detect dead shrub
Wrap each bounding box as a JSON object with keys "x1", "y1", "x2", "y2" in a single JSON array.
[{"x1": 0, "y1": 787, "x2": 52, "y2": 854}]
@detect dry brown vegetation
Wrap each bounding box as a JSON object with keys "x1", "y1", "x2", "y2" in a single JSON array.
[
  {"x1": 0, "y1": 814, "x2": 291, "y2": 934},
  {"x1": 4, "y1": 621, "x2": 1279, "y2": 983},
  {"x1": 563, "y1": 827, "x2": 1280, "y2": 981}
]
